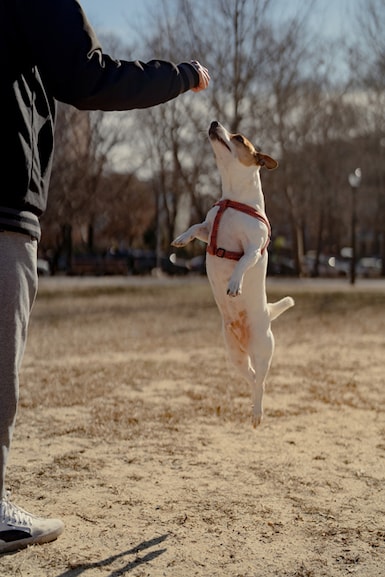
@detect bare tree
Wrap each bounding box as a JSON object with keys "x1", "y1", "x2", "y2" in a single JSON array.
[
  {"x1": 348, "y1": 0, "x2": 385, "y2": 273},
  {"x1": 41, "y1": 1, "x2": 385, "y2": 278},
  {"x1": 42, "y1": 102, "x2": 152, "y2": 268},
  {"x1": 129, "y1": 1, "x2": 217, "y2": 259},
  {"x1": 175, "y1": 0, "x2": 321, "y2": 273}
]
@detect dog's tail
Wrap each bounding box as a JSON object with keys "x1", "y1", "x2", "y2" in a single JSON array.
[{"x1": 268, "y1": 296, "x2": 295, "y2": 321}]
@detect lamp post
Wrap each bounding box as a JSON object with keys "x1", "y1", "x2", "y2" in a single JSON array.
[{"x1": 348, "y1": 168, "x2": 362, "y2": 285}]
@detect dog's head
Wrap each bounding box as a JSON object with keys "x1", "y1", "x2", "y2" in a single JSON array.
[{"x1": 208, "y1": 121, "x2": 278, "y2": 172}]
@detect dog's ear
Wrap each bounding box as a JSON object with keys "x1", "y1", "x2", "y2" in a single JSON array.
[{"x1": 255, "y1": 153, "x2": 278, "y2": 171}]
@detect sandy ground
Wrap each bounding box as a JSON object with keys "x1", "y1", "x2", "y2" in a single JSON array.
[{"x1": 1, "y1": 276, "x2": 384, "y2": 577}]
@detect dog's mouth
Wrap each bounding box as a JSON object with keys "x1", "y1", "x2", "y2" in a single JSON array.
[{"x1": 208, "y1": 121, "x2": 231, "y2": 151}]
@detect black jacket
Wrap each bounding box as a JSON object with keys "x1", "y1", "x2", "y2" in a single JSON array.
[{"x1": 0, "y1": 0, "x2": 199, "y2": 240}]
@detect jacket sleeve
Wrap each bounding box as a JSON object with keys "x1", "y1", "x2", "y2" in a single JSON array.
[{"x1": 14, "y1": 0, "x2": 200, "y2": 111}]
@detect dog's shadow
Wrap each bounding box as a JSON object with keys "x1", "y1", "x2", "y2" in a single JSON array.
[{"x1": 54, "y1": 533, "x2": 168, "y2": 576}]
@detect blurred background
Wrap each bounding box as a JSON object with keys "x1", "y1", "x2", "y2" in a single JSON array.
[{"x1": 38, "y1": 0, "x2": 384, "y2": 281}]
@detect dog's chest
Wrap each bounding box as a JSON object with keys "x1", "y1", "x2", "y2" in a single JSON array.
[{"x1": 208, "y1": 207, "x2": 268, "y2": 255}]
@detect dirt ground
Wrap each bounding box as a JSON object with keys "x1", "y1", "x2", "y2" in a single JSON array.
[{"x1": 1, "y1": 276, "x2": 384, "y2": 577}]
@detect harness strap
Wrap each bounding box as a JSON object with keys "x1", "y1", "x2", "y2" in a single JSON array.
[{"x1": 207, "y1": 199, "x2": 271, "y2": 261}]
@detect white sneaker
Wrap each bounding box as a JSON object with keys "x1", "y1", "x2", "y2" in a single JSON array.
[{"x1": 0, "y1": 497, "x2": 64, "y2": 554}]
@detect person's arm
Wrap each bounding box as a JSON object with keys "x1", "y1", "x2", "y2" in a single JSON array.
[{"x1": 15, "y1": 0, "x2": 208, "y2": 111}]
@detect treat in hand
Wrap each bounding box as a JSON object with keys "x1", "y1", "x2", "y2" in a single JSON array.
[{"x1": 190, "y1": 60, "x2": 210, "y2": 92}]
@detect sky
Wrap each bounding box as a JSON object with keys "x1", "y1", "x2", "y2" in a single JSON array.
[
  {"x1": 78, "y1": 0, "x2": 364, "y2": 174},
  {"x1": 80, "y1": 0, "x2": 362, "y2": 45}
]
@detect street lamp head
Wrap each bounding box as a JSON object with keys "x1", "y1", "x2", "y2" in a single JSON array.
[{"x1": 348, "y1": 168, "x2": 362, "y2": 188}]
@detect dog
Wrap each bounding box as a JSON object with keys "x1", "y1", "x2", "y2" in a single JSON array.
[{"x1": 171, "y1": 121, "x2": 294, "y2": 427}]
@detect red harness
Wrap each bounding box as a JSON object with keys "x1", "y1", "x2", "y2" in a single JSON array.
[{"x1": 207, "y1": 199, "x2": 271, "y2": 261}]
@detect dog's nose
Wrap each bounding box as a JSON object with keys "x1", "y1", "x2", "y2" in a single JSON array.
[{"x1": 209, "y1": 121, "x2": 219, "y2": 135}]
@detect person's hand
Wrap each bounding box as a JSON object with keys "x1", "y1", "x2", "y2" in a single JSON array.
[{"x1": 190, "y1": 60, "x2": 210, "y2": 92}]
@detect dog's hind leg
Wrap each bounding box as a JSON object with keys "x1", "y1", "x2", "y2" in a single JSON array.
[
  {"x1": 268, "y1": 296, "x2": 295, "y2": 321},
  {"x1": 247, "y1": 329, "x2": 275, "y2": 427},
  {"x1": 222, "y1": 320, "x2": 252, "y2": 403},
  {"x1": 222, "y1": 313, "x2": 273, "y2": 427}
]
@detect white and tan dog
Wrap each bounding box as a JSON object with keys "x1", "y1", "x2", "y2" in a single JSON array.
[{"x1": 172, "y1": 121, "x2": 294, "y2": 427}]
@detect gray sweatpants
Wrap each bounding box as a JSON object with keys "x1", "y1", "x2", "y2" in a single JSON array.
[{"x1": 0, "y1": 231, "x2": 38, "y2": 498}]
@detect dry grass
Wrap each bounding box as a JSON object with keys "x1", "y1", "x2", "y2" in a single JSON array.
[{"x1": 2, "y1": 277, "x2": 385, "y2": 577}]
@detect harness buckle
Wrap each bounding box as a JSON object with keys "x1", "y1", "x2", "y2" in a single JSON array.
[{"x1": 215, "y1": 247, "x2": 226, "y2": 258}]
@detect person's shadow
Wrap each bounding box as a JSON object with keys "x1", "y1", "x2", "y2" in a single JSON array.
[{"x1": 55, "y1": 533, "x2": 168, "y2": 576}]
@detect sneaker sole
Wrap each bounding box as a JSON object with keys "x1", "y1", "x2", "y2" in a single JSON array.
[{"x1": 0, "y1": 523, "x2": 64, "y2": 554}]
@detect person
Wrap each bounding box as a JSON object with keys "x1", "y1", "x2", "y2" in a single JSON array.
[{"x1": 0, "y1": 0, "x2": 210, "y2": 555}]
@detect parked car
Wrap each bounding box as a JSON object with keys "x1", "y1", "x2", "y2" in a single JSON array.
[
  {"x1": 126, "y1": 250, "x2": 187, "y2": 276},
  {"x1": 186, "y1": 254, "x2": 206, "y2": 275},
  {"x1": 327, "y1": 256, "x2": 351, "y2": 277},
  {"x1": 304, "y1": 252, "x2": 338, "y2": 277},
  {"x1": 161, "y1": 254, "x2": 189, "y2": 276},
  {"x1": 357, "y1": 257, "x2": 382, "y2": 278},
  {"x1": 304, "y1": 251, "x2": 383, "y2": 278},
  {"x1": 267, "y1": 255, "x2": 296, "y2": 276}
]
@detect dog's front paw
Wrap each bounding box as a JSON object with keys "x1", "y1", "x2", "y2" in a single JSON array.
[
  {"x1": 227, "y1": 274, "x2": 243, "y2": 296},
  {"x1": 227, "y1": 280, "x2": 242, "y2": 297},
  {"x1": 171, "y1": 233, "x2": 190, "y2": 247}
]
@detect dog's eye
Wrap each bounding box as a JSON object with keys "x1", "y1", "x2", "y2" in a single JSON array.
[{"x1": 234, "y1": 135, "x2": 244, "y2": 144}]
